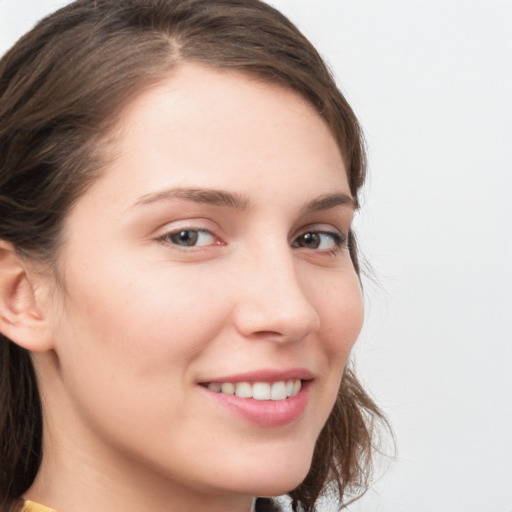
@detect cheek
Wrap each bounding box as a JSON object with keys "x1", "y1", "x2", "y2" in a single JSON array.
[
  {"x1": 51, "y1": 254, "x2": 234, "y2": 421},
  {"x1": 56, "y1": 280, "x2": 201, "y2": 380},
  {"x1": 307, "y1": 269, "x2": 364, "y2": 417},
  {"x1": 49, "y1": 268, "x2": 221, "y2": 455},
  {"x1": 316, "y1": 271, "x2": 364, "y2": 358}
]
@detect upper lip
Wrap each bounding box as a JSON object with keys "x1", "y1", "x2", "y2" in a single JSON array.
[{"x1": 199, "y1": 368, "x2": 314, "y2": 384}]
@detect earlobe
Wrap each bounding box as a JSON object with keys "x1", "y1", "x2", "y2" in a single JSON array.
[{"x1": 0, "y1": 241, "x2": 54, "y2": 352}]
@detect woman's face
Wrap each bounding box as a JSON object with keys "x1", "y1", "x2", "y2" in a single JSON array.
[{"x1": 42, "y1": 63, "x2": 363, "y2": 504}]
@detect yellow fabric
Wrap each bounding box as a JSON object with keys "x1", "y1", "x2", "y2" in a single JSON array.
[
  {"x1": 22, "y1": 501, "x2": 58, "y2": 512},
  {"x1": 21, "y1": 498, "x2": 268, "y2": 512}
]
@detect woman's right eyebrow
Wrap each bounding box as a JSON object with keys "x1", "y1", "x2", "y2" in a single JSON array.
[{"x1": 131, "y1": 187, "x2": 251, "y2": 211}]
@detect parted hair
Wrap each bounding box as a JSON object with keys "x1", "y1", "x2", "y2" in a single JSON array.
[{"x1": 0, "y1": 1, "x2": 386, "y2": 511}]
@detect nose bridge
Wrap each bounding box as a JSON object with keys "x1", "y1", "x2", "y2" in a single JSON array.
[{"x1": 232, "y1": 239, "x2": 320, "y2": 342}]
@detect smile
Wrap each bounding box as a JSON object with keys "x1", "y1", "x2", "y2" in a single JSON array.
[{"x1": 206, "y1": 380, "x2": 302, "y2": 401}]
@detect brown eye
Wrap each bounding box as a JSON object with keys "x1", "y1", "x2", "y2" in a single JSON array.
[
  {"x1": 292, "y1": 231, "x2": 345, "y2": 251},
  {"x1": 295, "y1": 232, "x2": 321, "y2": 249}
]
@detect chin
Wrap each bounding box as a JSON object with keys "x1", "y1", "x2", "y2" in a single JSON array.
[
  {"x1": 222, "y1": 452, "x2": 313, "y2": 498},
  {"x1": 251, "y1": 477, "x2": 308, "y2": 499}
]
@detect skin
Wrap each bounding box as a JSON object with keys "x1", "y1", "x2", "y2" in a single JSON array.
[{"x1": 24, "y1": 63, "x2": 364, "y2": 512}]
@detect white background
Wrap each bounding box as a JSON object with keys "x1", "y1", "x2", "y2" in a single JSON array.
[{"x1": 1, "y1": 1, "x2": 511, "y2": 511}]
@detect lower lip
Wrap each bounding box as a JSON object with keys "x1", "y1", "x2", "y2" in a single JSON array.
[{"x1": 201, "y1": 381, "x2": 311, "y2": 427}]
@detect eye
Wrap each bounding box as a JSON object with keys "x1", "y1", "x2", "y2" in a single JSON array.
[
  {"x1": 161, "y1": 228, "x2": 217, "y2": 247},
  {"x1": 292, "y1": 230, "x2": 346, "y2": 251}
]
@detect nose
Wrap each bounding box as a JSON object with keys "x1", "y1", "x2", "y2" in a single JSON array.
[{"x1": 231, "y1": 245, "x2": 320, "y2": 343}]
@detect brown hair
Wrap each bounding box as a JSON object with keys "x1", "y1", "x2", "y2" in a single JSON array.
[{"x1": 0, "y1": 1, "x2": 386, "y2": 511}]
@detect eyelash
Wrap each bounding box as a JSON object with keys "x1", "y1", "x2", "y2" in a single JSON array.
[{"x1": 158, "y1": 226, "x2": 348, "y2": 256}]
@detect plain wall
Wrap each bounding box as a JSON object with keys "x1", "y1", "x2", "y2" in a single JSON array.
[{"x1": 1, "y1": 1, "x2": 511, "y2": 511}]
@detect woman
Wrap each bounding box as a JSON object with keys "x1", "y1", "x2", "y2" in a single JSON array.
[{"x1": 0, "y1": 1, "x2": 385, "y2": 511}]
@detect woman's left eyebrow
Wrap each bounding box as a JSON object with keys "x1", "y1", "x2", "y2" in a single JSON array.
[{"x1": 302, "y1": 193, "x2": 356, "y2": 213}]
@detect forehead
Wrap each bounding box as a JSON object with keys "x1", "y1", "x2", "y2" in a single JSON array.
[{"x1": 87, "y1": 62, "x2": 349, "y2": 209}]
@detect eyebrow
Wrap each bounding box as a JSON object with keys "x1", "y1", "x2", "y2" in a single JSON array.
[
  {"x1": 302, "y1": 193, "x2": 356, "y2": 213},
  {"x1": 134, "y1": 187, "x2": 251, "y2": 211},
  {"x1": 133, "y1": 187, "x2": 355, "y2": 212}
]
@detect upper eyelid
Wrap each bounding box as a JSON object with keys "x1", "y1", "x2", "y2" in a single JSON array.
[
  {"x1": 293, "y1": 223, "x2": 346, "y2": 238},
  {"x1": 154, "y1": 218, "x2": 219, "y2": 236}
]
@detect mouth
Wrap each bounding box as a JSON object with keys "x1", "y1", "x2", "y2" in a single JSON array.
[
  {"x1": 198, "y1": 370, "x2": 313, "y2": 427},
  {"x1": 203, "y1": 379, "x2": 302, "y2": 401}
]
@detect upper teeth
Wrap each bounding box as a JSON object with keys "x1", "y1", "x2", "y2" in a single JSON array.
[{"x1": 207, "y1": 380, "x2": 301, "y2": 400}]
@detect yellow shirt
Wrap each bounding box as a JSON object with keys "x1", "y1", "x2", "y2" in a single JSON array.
[
  {"x1": 22, "y1": 501, "x2": 57, "y2": 512},
  {"x1": 22, "y1": 498, "x2": 274, "y2": 512}
]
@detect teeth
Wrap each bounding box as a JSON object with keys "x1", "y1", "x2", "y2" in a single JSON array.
[
  {"x1": 270, "y1": 381, "x2": 287, "y2": 400},
  {"x1": 235, "y1": 382, "x2": 252, "y2": 398},
  {"x1": 207, "y1": 379, "x2": 302, "y2": 400},
  {"x1": 221, "y1": 382, "x2": 235, "y2": 395},
  {"x1": 253, "y1": 382, "x2": 270, "y2": 400}
]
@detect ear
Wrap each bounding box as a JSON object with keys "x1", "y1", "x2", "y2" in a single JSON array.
[{"x1": 0, "y1": 241, "x2": 54, "y2": 352}]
